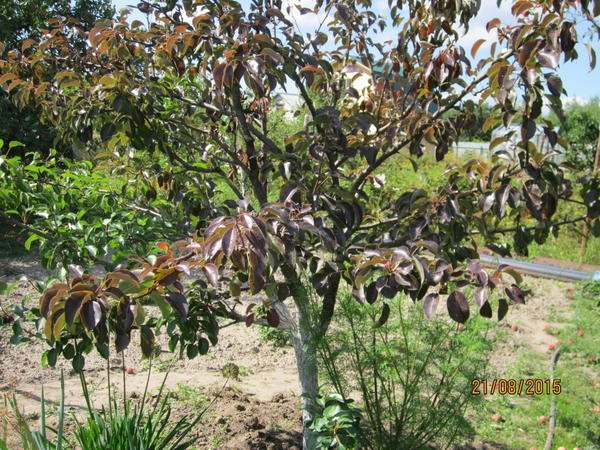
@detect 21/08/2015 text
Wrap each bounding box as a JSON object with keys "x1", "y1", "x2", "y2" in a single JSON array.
[{"x1": 471, "y1": 379, "x2": 561, "y2": 396}]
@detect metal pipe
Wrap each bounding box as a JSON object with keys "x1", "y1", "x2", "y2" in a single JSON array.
[{"x1": 479, "y1": 253, "x2": 600, "y2": 282}]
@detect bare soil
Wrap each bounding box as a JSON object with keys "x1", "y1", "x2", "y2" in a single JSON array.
[{"x1": 0, "y1": 255, "x2": 301, "y2": 449}]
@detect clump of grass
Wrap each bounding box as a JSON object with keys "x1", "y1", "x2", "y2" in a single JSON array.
[{"x1": 169, "y1": 383, "x2": 209, "y2": 410}]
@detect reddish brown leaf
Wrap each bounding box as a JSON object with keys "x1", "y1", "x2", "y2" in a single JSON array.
[
  {"x1": 266, "y1": 309, "x2": 280, "y2": 327},
  {"x1": 474, "y1": 287, "x2": 489, "y2": 307},
  {"x1": 377, "y1": 303, "x2": 391, "y2": 327},
  {"x1": 447, "y1": 291, "x2": 470, "y2": 323},
  {"x1": 222, "y1": 226, "x2": 238, "y2": 257},
  {"x1": 81, "y1": 300, "x2": 102, "y2": 330},
  {"x1": 423, "y1": 292, "x2": 439, "y2": 319},
  {"x1": 486, "y1": 18, "x2": 501, "y2": 32},
  {"x1": 471, "y1": 39, "x2": 486, "y2": 59},
  {"x1": 505, "y1": 284, "x2": 525, "y2": 304},
  {"x1": 165, "y1": 292, "x2": 189, "y2": 319},
  {"x1": 480, "y1": 301, "x2": 493, "y2": 318},
  {"x1": 202, "y1": 263, "x2": 219, "y2": 286},
  {"x1": 65, "y1": 294, "x2": 84, "y2": 325}
]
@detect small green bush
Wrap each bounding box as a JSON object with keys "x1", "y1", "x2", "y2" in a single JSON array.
[
  {"x1": 0, "y1": 144, "x2": 185, "y2": 269},
  {"x1": 319, "y1": 293, "x2": 492, "y2": 449},
  {"x1": 308, "y1": 393, "x2": 364, "y2": 450}
]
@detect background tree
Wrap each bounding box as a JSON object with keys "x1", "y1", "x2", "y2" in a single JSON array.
[
  {"x1": 445, "y1": 102, "x2": 493, "y2": 142},
  {"x1": 2, "y1": 0, "x2": 600, "y2": 447},
  {"x1": 561, "y1": 98, "x2": 600, "y2": 169},
  {"x1": 0, "y1": 0, "x2": 114, "y2": 153}
]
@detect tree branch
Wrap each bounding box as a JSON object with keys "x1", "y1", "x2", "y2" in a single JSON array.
[
  {"x1": 351, "y1": 71, "x2": 491, "y2": 194},
  {"x1": 230, "y1": 84, "x2": 267, "y2": 204}
]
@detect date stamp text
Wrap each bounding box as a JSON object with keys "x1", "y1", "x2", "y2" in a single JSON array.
[{"x1": 471, "y1": 378, "x2": 561, "y2": 396}]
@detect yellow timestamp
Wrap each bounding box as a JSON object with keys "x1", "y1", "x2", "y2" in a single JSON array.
[{"x1": 471, "y1": 378, "x2": 561, "y2": 396}]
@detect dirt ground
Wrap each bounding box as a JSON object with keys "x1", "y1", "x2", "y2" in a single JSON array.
[
  {"x1": 0, "y1": 254, "x2": 577, "y2": 449},
  {"x1": 0, "y1": 255, "x2": 301, "y2": 449}
]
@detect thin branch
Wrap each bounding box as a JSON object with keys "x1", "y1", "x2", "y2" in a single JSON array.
[
  {"x1": 248, "y1": 121, "x2": 283, "y2": 155},
  {"x1": 289, "y1": 69, "x2": 317, "y2": 118},
  {"x1": 543, "y1": 347, "x2": 561, "y2": 450},
  {"x1": 220, "y1": 308, "x2": 270, "y2": 327},
  {"x1": 476, "y1": 216, "x2": 588, "y2": 236},
  {"x1": 359, "y1": 216, "x2": 400, "y2": 230}
]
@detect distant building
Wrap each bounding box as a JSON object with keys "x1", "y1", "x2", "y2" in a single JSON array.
[{"x1": 272, "y1": 92, "x2": 302, "y2": 112}]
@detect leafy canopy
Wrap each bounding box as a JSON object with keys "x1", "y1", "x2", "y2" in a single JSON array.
[
  {"x1": 0, "y1": 0, "x2": 115, "y2": 153},
  {"x1": 1, "y1": 0, "x2": 599, "y2": 371}
]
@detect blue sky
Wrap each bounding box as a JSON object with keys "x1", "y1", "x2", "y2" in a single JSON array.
[{"x1": 111, "y1": 0, "x2": 600, "y2": 102}]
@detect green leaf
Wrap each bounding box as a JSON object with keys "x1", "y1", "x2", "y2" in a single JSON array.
[
  {"x1": 151, "y1": 292, "x2": 172, "y2": 318},
  {"x1": 42, "y1": 349, "x2": 58, "y2": 368},
  {"x1": 24, "y1": 234, "x2": 42, "y2": 251},
  {"x1": 186, "y1": 344, "x2": 198, "y2": 359},
  {"x1": 198, "y1": 337, "x2": 209, "y2": 355},
  {"x1": 72, "y1": 354, "x2": 85, "y2": 372},
  {"x1": 63, "y1": 343, "x2": 76, "y2": 359},
  {"x1": 85, "y1": 245, "x2": 98, "y2": 258},
  {"x1": 168, "y1": 334, "x2": 179, "y2": 352},
  {"x1": 323, "y1": 404, "x2": 342, "y2": 418}
]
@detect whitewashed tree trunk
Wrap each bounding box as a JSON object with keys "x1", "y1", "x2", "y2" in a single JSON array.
[
  {"x1": 292, "y1": 315, "x2": 319, "y2": 449},
  {"x1": 288, "y1": 279, "x2": 319, "y2": 449}
]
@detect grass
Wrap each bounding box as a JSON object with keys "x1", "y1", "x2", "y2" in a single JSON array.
[
  {"x1": 471, "y1": 281, "x2": 600, "y2": 449},
  {"x1": 528, "y1": 230, "x2": 600, "y2": 266},
  {"x1": 168, "y1": 383, "x2": 209, "y2": 410},
  {"x1": 140, "y1": 354, "x2": 178, "y2": 373},
  {"x1": 375, "y1": 152, "x2": 451, "y2": 194}
]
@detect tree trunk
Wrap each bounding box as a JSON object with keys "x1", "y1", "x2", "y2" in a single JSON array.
[
  {"x1": 288, "y1": 276, "x2": 319, "y2": 449},
  {"x1": 292, "y1": 317, "x2": 319, "y2": 449}
]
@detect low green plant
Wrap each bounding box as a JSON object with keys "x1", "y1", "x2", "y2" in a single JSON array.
[
  {"x1": 74, "y1": 375, "x2": 199, "y2": 450},
  {"x1": 258, "y1": 325, "x2": 291, "y2": 347},
  {"x1": 308, "y1": 393, "x2": 364, "y2": 450},
  {"x1": 319, "y1": 293, "x2": 492, "y2": 450},
  {"x1": 1, "y1": 372, "x2": 67, "y2": 450},
  {"x1": 1, "y1": 365, "x2": 206, "y2": 450},
  {"x1": 0, "y1": 143, "x2": 185, "y2": 270},
  {"x1": 220, "y1": 362, "x2": 249, "y2": 381},
  {"x1": 581, "y1": 279, "x2": 600, "y2": 300},
  {"x1": 169, "y1": 383, "x2": 209, "y2": 410}
]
